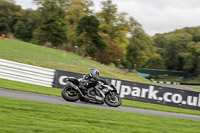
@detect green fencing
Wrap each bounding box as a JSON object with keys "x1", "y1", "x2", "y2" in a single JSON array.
[{"x1": 139, "y1": 68, "x2": 188, "y2": 77}]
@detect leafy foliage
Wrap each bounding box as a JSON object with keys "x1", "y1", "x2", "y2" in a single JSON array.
[
  {"x1": 126, "y1": 28, "x2": 155, "y2": 69},
  {"x1": 0, "y1": 0, "x2": 21, "y2": 34},
  {"x1": 95, "y1": 33, "x2": 123, "y2": 64},
  {"x1": 18, "y1": 9, "x2": 41, "y2": 41},
  {"x1": 65, "y1": 0, "x2": 93, "y2": 47},
  {"x1": 96, "y1": 0, "x2": 130, "y2": 64},
  {"x1": 154, "y1": 27, "x2": 200, "y2": 74},
  {"x1": 32, "y1": 0, "x2": 67, "y2": 47},
  {"x1": 144, "y1": 53, "x2": 164, "y2": 69},
  {"x1": 14, "y1": 21, "x2": 28, "y2": 41},
  {"x1": 1, "y1": 0, "x2": 200, "y2": 76},
  {"x1": 77, "y1": 15, "x2": 106, "y2": 58},
  {"x1": 183, "y1": 42, "x2": 200, "y2": 74}
]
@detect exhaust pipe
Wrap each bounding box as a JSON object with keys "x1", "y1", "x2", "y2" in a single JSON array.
[{"x1": 67, "y1": 81, "x2": 84, "y2": 96}]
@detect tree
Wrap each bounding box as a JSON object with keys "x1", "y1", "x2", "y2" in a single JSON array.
[
  {"x1": 154, "y1": 26, "x2": 200, "y2": 74},
  {"x1": 0, "y1": 18, "x2": 9, "y2": 35},
  {"x1": 163, "y1": 32, "x2": 193, "y2": 70},
  {"x1": 97, "y1": 0, "x2": 130, "y2": 63},
  {"x1": 98, "y1": 0, "x2": 117, "y2": 25},
  {"x1": 97, "y1": 0, "x2": 118, "y2": 38},
  {"x1": 18, "y1": 9, "x2": 41, "y2": 41},
  {"x1": 77, "y1": 15, "x2": 106, "y2": 58},
  {"x1": 0, "y1": 0, "x2": 21, "y2": 35},
  {"x1": 184, "y1": 27, "x2": 200, "y2": 42},
  {"x1": 14, "y1": 20, "x2": 28, "y2": 41},
  {"x1": 183, "y1": 42, "x2": 200, "y2": 74},
  {"x1": 126, "y1": 28, "x2": 155, "y2": 69},
  {"x1": 95, "y1": 33, "x2": 123, "y2": 64},
  {"x1": 144, "y1": 53, "x2": 164, "y2": 69},
  {"x1": 65, "y1": 0, "x2": 93, "y2": 47},
  {"x1": 33, "y1": 0, "x2": 67, "y2": 47}
]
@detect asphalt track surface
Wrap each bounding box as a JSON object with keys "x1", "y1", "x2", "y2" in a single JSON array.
[{"x1": 0, "y1": 88, "x2": 200, "y2": 121}]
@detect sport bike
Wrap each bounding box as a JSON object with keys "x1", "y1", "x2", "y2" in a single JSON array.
[{"x1": 61, "y1": 77, "x2": 122, "y2": 107}]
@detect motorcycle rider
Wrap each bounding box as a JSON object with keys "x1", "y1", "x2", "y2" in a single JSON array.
[
  {"x1": 80, "y1": 69, "x2": 108, "y2": 90},
  {"x1": 62, "y1": 68, "x2": 122, "y2": 106},
  {"x1": 78, "y1": 69, "x2": 108, "y2": 102}
]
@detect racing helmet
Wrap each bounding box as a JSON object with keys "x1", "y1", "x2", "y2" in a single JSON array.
[{"x1": 90, "y1": 69, "x2": 99, "y2": 78}]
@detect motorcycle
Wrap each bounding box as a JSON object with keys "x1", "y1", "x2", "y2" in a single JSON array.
[{"x1": 61, "y1": 77, "x2": 122, "y2": 107}]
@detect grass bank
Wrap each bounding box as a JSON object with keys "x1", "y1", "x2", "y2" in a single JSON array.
[
  {"x1": 0, "y1": 97, "x2": 200, "y2": 133},
  {"x1": 0, "y1": 38, "x2": 152, "y2": 84},
  {"x1": 185, "y1": 85, "x2": 200, "y2": 92},
  {"x1": 154, "y1": 75, "x2": 200, "y2": 84}
]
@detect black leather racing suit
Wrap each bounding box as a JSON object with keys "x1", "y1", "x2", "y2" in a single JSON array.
[{"x1": 81, "y1": 74, "x2": 108, "y2": 90}]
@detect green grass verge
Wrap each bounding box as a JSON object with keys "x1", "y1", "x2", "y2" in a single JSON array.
[
  {"x1": 0, "y1": 38, "x2": 153, "y2": 84},
  {"x1": 0, "y1": 96, "x2": 200, "y2": 133},
  {"x1": 154, "y1": 78, "x2": 183, "y2": 82},
  {"x1": 185, "y1": 76, "x2": 200, "y2": 83},
  {"x1": 154, "y1": 76, "x2": 200, "y2": 84},
  {"x1": 185, "y1": 85, "x2": 200, "y2": 92},
  {"x1": 0, "y1": 78, "x2": 200, "y2": 116}
]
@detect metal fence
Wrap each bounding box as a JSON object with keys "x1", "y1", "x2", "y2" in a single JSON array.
[{"x1": 0, "y1": 59, "x2": 55, "y2": 87}]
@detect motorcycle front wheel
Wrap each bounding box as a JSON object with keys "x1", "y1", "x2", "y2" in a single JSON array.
[
  {"x1": 105, "y1": 92, "x2": 122, "y2": 107},
  {"x1": 61, "y1": 86, "x2": 80, "y2": 102}
]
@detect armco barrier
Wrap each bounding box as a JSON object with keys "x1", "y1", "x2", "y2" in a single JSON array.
[
  {"x1": 0, "y1": 59, "x2": 55, "y2": 87},
  {"x1": 53, "y1": 70, "x2": 200, "y2": 110}
]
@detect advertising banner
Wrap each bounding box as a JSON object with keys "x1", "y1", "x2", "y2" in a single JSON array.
[{"x1": 53, "y1": 70, "x2": 200, "y2": 110}]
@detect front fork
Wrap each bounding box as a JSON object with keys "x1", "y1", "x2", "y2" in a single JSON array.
[{"x1": 109, "y1": 91, "x2": 119, "y2": 101}]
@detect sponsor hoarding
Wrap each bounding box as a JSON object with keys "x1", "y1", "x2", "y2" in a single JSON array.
[{"x1": 53, "y1": 70, "x2": 200, "y2": 110}]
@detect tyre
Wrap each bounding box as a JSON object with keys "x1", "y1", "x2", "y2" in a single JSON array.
[
  {"x1": 105, "y1": 92, "x2": 122, "y2": 107},
  {"x1": 61, "y1": 86, "x2": 80, "y2": 102}
]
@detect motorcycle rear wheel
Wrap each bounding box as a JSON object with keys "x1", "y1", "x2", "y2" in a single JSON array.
[
  {"x1": 61, "y1": 86, "x2": 80, "y2": 102},
  {"x1": 105, "y1": 92, "x2": 122, "y2": 107}
]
